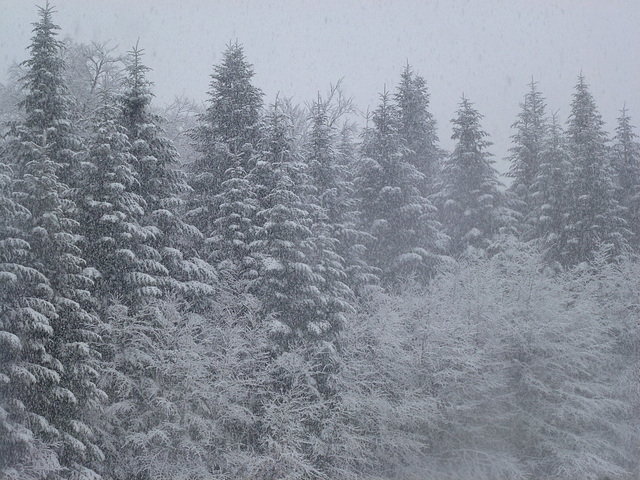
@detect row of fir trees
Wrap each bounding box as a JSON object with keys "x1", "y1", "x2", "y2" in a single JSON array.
[{"x1": 1, "y1": 5, "x2": 640, "y2": 479}]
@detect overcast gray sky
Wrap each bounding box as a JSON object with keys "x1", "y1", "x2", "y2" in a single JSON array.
[{"x1": 1, "y1": 0, "x2": 639, "y2": 174}]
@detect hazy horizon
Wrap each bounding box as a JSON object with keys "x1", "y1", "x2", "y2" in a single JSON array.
[{"x1": 1, "y1": 0, "x2": 638, "y2": 175}]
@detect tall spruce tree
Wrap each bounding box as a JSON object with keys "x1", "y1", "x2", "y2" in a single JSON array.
[
  {"x1": 187, "y1": 42, "x2": 263, "y2": 258},
  {"x1": 19, "y1": 4, "x2": 83, "y2": 198},
  {"x1": 530, "y1": 113, "x2": 572, "y2": 264},
  {"x1": 247, "y1": 103, "x2": 350, "y2": 465},
  {"x1": 611, "y1": 107, "x2": 640, "y2": 251},
  {"x1": 78, "y1": 95, "x2": 162, "y2": 307},
  {"x1": 507, "y1": 80, "x2": 548, "y2": 237},
  {"x1": 249, "y1": 102, "x2": 339, "y2": 347},
  {"x1": 0, "y1": 145, "x2": 64, "y2": 479},
  {"x1": 304, "y1": 95, "x2": 354, "y2": 331},
  {"x1": 77, "y1": 98, "x2": 172, "y2": 479},
  {"x1": 79, "y1": 50, "x2": 219, "y2": 478},
  {"x1": 1, "y1": 5, "x2": 104, "y2": 477},
  {"x1": 394, "y1": 63, "x2": 442, "y2": 193},
  {"x1": 564, "y1": 75, "x2": 628, "y2": 264},
  {"x1": 210, "y1": 160, "x2": 259, "y2": 282},
  {"x1": 435, "y1": 96, "x2": 505, "y2": 257},
  {"x1": 356, "y1": 89, "x2": 444, "y2": 286},
  {"x1": 120, "y1": 46, "x2": 216, "y2": 302},
  {"x1": 333, "y1": 114, "x2": 379, "y2": 293}
]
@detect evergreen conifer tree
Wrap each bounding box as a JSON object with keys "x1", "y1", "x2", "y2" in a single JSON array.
[
  {"x1": 611, "y1": 107, "x2": 640, "y2": 251},
  {"x1": 334, "y1": 116, "x2": 379, "y2": 293},
  {"x1": 0, "y1": 146, "x2": 64, "y2": 479},
  {"x1": 435, "y1": 96, "x2": 505, "y2": 257},
  {"x1": 564, "y1": 75, "x2": 628, "y2": 264},
  {"x1": 1, "y1": 5, "x2": 104, "y2": 476},
  {"x1": 304, "y1": 95, "x2": 355, "y2": 336},
  {"x1": 356, "y1": 90, "x2": 444, "y2": 285},
  {"x1": 187, "y1": 42, "x2": 263, "y2": 253},
  {"x1": 77, "y1": 90, "x2": 215, "y2": 480},
  {"x1": 394, "y1": 63, "x2": 442, "y2": 193},
  {"x1": 78, "y1": 95, "x2": 163, "y2": 306},
  {"x1": 507, "y1": 80, "x2": 548, "y2": 237},
  {"x1": 530, "y1": 113, "x2": 572, "y2": 264},
  {"x1": 249, "y1": 102, "x2": 336, "y2": 347},
  {"x1": 19, "y1": 3, "x2": 83, "y2": 198},
  {"x1": 120, "y1": 46, "x2": 216, "y2": 302},
  {"x1": 210, "y1": 160, "x2": 259, "y2": 282}
]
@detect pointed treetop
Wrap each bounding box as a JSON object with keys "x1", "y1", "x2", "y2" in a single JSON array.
[
  {"x1": 527, "y1": 77, "x2": 541, "y2": 98},
  {"x1": 20, "y1": 2, "x2": 72, "y2": 135},
  {"x1": 125, "y1": 41, "x2": 153, "y2": 94},
  {"x1": 34, "y1": 1, "x2": 57, "y2": 31},
  {"x1": 201, "y1": 41, "x2": 263, "y2": 151},
  {"x1": 620, "y1": 103, "x2": 628, "y2": 118},
  {"x1": 27, "y1": 2, "x2": 61, "y2": 60},
  {"x1": 451, "y1": 95, "x2": 492, "y2": 153},
  {"x1": 567, "y1": 73, "x2": 606, "y2": 142}
]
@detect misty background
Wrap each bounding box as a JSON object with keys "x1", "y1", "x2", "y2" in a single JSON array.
[
  {"x1": 2, "y1": 2, "x2": 640, "y2": 479},
  {"x1": 2, "y1": 0, "x2": 638, "y2": 173}
]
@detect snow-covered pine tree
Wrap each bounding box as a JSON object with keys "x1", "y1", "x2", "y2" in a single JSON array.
[
  {"x1": 243, "y1": 102, "x2": 350, "y2": 473},
  {"x1": 19, "y1": 4, "x2": 84, "y2": 199},
  {"x1": 356, "y1": 89, "x2": 444, "y2": 286},
  {"x1": 81, "y1": 81, "x2": 218, "y2": 478},
  {"x1": 187, "y1": 42, "x2": 263, "y2": 256},
  {"x1": 78, "y1": 93, "x2": 164, "y2": 306},
  {"x1": 394, "y1": 63, "x2": 442, "y2": 194},
  {"x1": 564, "y1": 75, "x2": 629, "y2": 265},
  {"x1": 529, "y1": 113, "x2": 572, "y2": 265},
  {"x1": 249, "y1": 101, "x2": 338, "y2": 347},
  {"x1": 0, "y1": 145, "x2": 63, "y2": 479},
  {"x1": 120, "y1": 46, "x2": 216, "y2": 303},
  {"x1": 334, "y1": 114, "x2": 380, "y2": 293},
  {"x1": 2, "y1": 5, "x2": 104, "y2": 476},
  {"x1": 611, "y1": 106, "x2": 640, "y2": 251},
  {"x1": 435, "y1": 96, "x2": 506, "y2": 257},
  {"x1": 210, "y1": 159, "x2": 260, "y2": 283},
  {"x1": 304, "y1": 86, "x2": 377, "y2": 295},
  {"x1": 507, "y1": 80, "x2": 548, "y2": 238},
  {"x1": 303, "y1": 94, "x2": 355, "y2": 346},
  {"x1": 120, "y1": 44, "x2": 180, "y2": 216}
]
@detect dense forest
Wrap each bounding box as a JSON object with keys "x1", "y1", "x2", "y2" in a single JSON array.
[{"x1": 1, "y1": 5, "x2": 639, "y2": 479}]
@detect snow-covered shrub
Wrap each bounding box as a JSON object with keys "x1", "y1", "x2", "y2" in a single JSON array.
[{"x1": 329, "y1": 244, "x2": 636, "y2": 479}]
